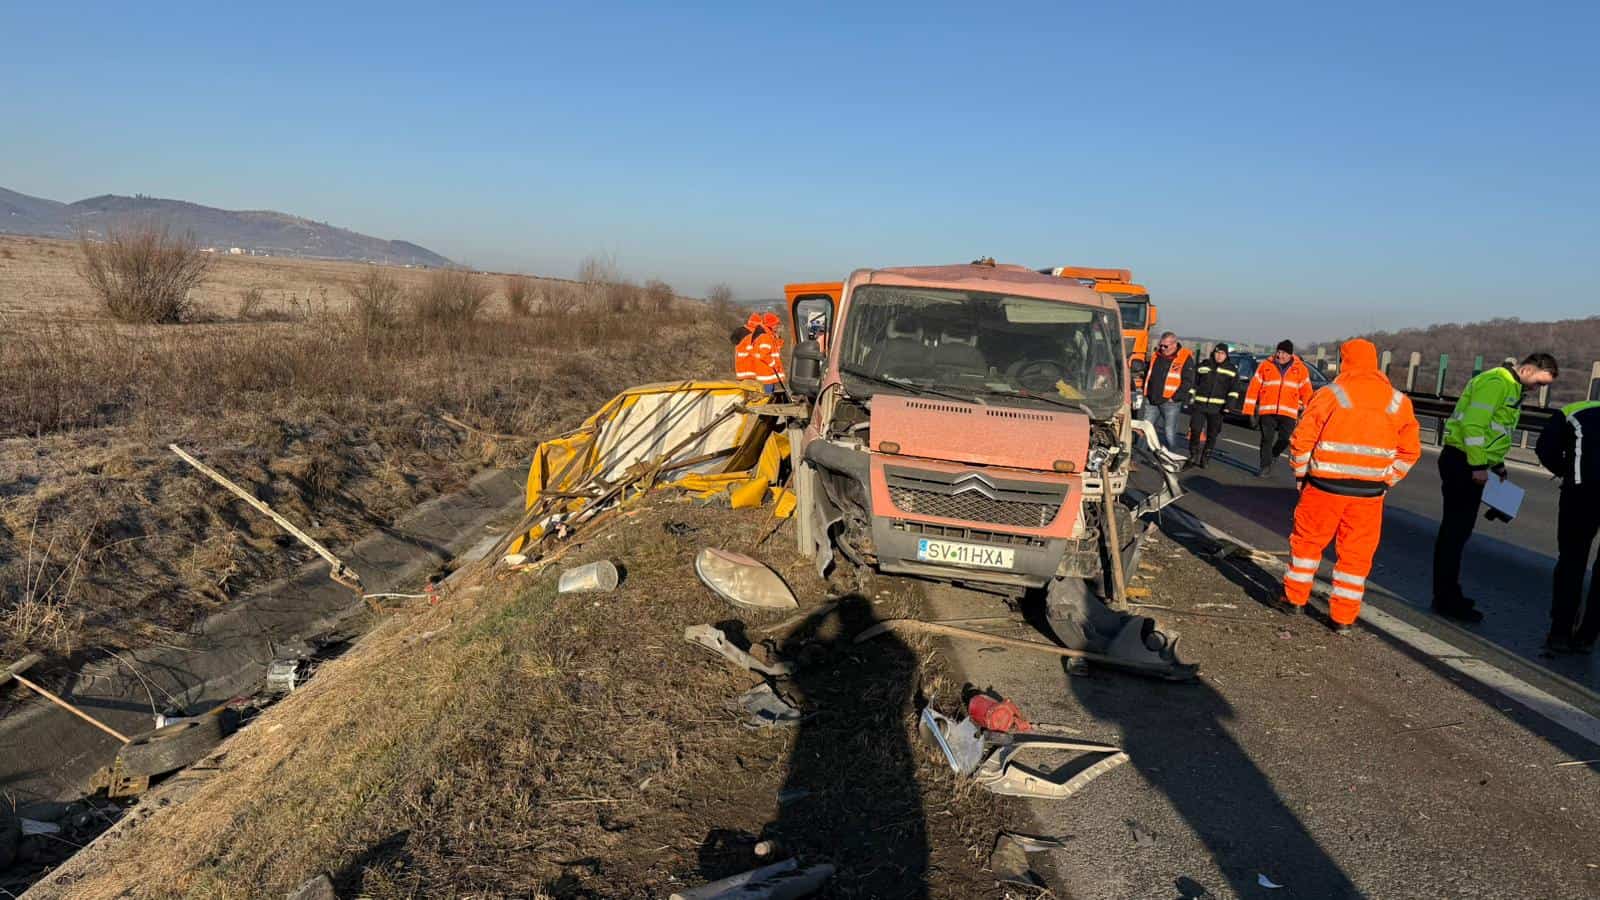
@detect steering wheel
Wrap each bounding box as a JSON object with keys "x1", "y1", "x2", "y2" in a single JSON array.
[{"x1": 1012, "y1": 359, "x2": 1067, "y2": 392}]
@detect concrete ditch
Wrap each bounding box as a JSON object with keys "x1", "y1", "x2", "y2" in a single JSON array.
[{"x1": 0, "y1": 466, "x2": 525, "y2": 809}]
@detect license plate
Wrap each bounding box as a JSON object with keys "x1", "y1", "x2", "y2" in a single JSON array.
[{"x1": 916, "y1": 538, "x2": 1015, "y2": 569}]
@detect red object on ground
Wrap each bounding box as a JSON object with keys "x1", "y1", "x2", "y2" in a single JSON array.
[{"x1": 968, "y1": 694, "x2": 1033, "y2": 733}]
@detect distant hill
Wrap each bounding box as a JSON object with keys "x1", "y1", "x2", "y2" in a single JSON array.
[
  {"x1": 0, "y1": 186, "x2": 452, "y2": 267},
  {"x1": 1347, "y1": 316, "x2": 1598, "y2": 406}
]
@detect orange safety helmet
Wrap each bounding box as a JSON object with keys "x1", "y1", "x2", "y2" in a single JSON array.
[
  {"x1": 761, "y1": 312, "x2": 781, "y2": 332},
  {"x1": 745, "y1": 312, "x2": 763, "y2": 332}
]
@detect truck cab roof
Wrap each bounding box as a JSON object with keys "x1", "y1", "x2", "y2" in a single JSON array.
[{"x1": 849, "y1": 263, "x2": 1115, "y2": 310}]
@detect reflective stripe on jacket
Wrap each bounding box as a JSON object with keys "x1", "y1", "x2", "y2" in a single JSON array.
[
  {"x1": 1536, "y1": 400, "x2": 1600, "y2": 488},
  {"x1": 1288, "y1": 340, "x2": 1421, "y2": 497},
  {"x1": 1189, "y1": 358, "x2": 1239, "y2": 407},
  {"x1": 1243, "y1": 357, "x2": 1314, "y2": 419},
  {"x1": 1443, "y1": 365, "x2": 1522, "y2": 468},
  {"x1": 734, "y1": 332, "x2": 779, "y2": 384},
  {"x1": 1147, "y1": 347, "x2": 1195, "y2": 401}
]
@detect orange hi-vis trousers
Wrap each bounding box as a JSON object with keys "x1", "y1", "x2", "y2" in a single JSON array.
[{"x1": 1282, "y1": 485, "x2": 1385, "y2": 626}]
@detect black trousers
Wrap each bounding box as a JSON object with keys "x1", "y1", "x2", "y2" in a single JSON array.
[
  {"x1": 1432, "y1": 445, "x2": 1485, "y2": 607},
  {"x1": 1188, "y1": 408, "x2": 1223, "y2": 453},
  {"x1": 1257, "y1": 414, "x2": 1295, "y2": 469},
  {"x1": 1553, "y1": 485, "x2": 1600, "y2": 641}
]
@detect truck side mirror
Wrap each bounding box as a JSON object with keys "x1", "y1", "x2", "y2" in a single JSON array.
[{"x1": 790, "y1": 340, "x2": 825, "y2": 399}]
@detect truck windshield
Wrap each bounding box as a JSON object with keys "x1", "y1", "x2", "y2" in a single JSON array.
[
  {"x1": 1113, "y1": 294, "x2": 1148, "y2": 329},
  {"x1": 837, "y1": 285, "x2": 1124, "y2": 411}
]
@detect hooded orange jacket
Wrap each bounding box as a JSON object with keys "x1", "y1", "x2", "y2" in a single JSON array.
[
  {"x1": 1243, "y1": 356, "x2": 1313, "y2": 418},
  {"x1": 1289, "y1": 340, "x2": 1421, "y2": 496}
]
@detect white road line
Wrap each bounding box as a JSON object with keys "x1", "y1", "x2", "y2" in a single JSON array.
[{"x1": 1161, "y1": 505, "x2": 1600, "y2": 748}]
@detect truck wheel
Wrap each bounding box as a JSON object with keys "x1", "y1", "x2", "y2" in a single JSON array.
[{"x1": 116, "y1": 716, "x2": 227, "y2": 778}]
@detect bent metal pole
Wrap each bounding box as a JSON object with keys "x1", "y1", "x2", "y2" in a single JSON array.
[{"x1": 3, "y1": 653, "x2": 132, "y2": 744}]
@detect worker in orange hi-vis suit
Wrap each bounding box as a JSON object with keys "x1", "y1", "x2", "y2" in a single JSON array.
[
  {"x1": 733, "y1": 313, "x2": 765, "y2": 380},
  {"x1": 752, "y1": 312, "x2": 786, "y2": 394},
  {"x1": 1277, "y1": 339, "x2": 1421, "y2": 634},
  {"x1": 760, "y1": 312, "x2": 786, "y2": 382}
]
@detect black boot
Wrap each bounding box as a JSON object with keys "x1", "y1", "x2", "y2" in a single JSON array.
[{"x1": 1197, "y1": 445, "x2": 1211, "y2": 468}]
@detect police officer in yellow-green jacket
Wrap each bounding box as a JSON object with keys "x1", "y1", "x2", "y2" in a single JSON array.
[{"x1": 1431, "y1": 353, "x2": 1559, "y2": 622}]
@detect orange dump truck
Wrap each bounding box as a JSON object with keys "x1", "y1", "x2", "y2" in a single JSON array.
[{"x1": 780, "y1": 263, "x2": 1189, "y2": 678}]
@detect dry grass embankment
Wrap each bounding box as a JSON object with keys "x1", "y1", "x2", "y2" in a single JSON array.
[
  {"x1": 54, "y1": 500, "x2": 1004, "y2": 899},
  {"x1": 0, "y1": 234, "x2": 734, "y2": 666}
]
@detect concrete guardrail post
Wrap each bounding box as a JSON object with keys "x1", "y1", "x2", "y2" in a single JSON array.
[
  {"x1": 1472, "y1": 354, "x2": 1484, "y2": 378},
  {"x1": 1435, "y1": 353, "x2": 1449, "y2": 396},
  {"x1": 1590, "y1": 361, "x2": 1600, "y2": 402},
  {"x1": 1380, "y1": 349, "x2": 1392, "y2": 377},
  {"x1": 1406, "y1": 352, "x2": 1421, "y2": 392}
]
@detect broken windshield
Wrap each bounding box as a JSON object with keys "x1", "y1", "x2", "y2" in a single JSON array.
[{"x1": 837, "y1": 285, "x2": 1123, "y2": 412}]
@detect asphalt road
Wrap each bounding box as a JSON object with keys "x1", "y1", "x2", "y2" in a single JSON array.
[
  {"x1": 1170, "y1": 420, "x2": 1600, "y2": 691},
  {"x1": 922, "y1": 537, "x2": 1600, "y2": 899}
]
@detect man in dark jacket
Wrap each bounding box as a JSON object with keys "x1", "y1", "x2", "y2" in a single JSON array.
[
  {"x1": 1141, "y1": 332, "x2": 1196, "y2": 452},
  {"x1": 1182, "y1": 343, "x2": 1238, "y2": 469},
  {"x1": 1535, "y1": 400, "x2": 1600, "y2": 653}
]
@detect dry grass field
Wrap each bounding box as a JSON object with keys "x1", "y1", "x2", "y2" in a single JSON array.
[{"x1": 0, "y1": 234, "x2": 733, "y2": 667}]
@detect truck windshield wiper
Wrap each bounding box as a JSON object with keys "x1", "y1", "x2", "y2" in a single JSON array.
[
  {"x1": 838, "y1": 366, "x2": 976, "y2": 405},
  {"x1": 966, "y1": 384, "x2": 1081, "y2": 410}
]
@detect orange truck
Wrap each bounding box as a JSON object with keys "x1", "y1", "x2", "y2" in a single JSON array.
[
  {"x1": 1041, "y1": 267, "x2": 1158, "y2": 398},
  {"x1": 779, "y1": 262, "x2": 1190, "y2": 679}
]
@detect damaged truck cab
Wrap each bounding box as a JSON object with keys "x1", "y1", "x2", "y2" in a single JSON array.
[{"x1": 782, "y1": 263, "x2": 1189, "y2": 676}]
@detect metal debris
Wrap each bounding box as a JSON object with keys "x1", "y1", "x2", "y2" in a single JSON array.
[{"x1": 684, "y1": 625, "x2": 794, "y2": 677}]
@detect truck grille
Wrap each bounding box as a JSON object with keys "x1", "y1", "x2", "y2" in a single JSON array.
[{"x1": 884, "y1": 469, "x2": 1065, "y2": 529}]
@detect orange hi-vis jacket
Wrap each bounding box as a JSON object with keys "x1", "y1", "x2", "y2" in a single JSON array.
[
  {"x1": 1154, "y1": 347, "x2": 1194, "y2": 400},
  {"x1": 734, "y1": 314, "x2": 783, "y2": 387},
  {"x1": 1243, "y1": 356, "x2": 1313, "y2": 419},
  {"x1": 1288, "y1": 340, "x2": 1421, "y2": 496}
]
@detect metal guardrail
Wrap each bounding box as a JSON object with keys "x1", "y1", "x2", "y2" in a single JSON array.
[{"x1": 1408, "y1": 394, "x2": 1556, "y2": 433}]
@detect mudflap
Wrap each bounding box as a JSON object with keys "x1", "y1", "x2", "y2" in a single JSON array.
[{"x1": 1046, "y1": 578, "x2": 1197, "y2": 681}]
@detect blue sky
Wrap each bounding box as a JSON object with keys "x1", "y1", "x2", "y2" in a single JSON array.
[{"x1": 4, "y1": 1, "x2": 1596, "y2": 341}]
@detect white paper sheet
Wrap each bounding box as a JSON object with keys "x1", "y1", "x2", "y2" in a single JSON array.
[{"x1": 1482, "y1": 474, "x2": 1524, "y2": 519}]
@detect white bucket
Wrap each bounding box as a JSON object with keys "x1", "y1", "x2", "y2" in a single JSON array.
[{"x1": 558, "y1": 560, "x2": 620, "y2": 594}]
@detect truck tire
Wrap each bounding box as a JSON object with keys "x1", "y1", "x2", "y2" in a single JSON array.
[{"x1": 116, "y1": 716, "x2": 227, "y2": 778}]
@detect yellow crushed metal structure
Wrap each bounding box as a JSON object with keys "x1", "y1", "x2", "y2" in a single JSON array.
[{"x1": 510, "y1": 381, "x2": 794, "y2": 554}]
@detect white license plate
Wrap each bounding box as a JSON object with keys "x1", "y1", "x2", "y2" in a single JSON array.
[{"x1": 916, "y1": 538, "x2": 1015, "y2": 569}]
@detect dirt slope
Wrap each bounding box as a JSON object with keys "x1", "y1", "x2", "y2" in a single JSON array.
[{"x1": 40, "y1": 500, "x2": 1006, "y2": 899}]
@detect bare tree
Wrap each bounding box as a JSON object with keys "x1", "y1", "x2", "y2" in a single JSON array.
[
  {"x1": 706, "y1": 283, "x2": 735, "y2": 319},
  {"x1": 77, "y1": 222, "x2": 213, "y2": 324}
]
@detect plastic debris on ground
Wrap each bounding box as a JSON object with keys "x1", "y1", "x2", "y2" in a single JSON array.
[
  {"x1": 557, "y1": 559, "x2": 620, "y2": 594},
  {"x1": 919, "y1": 702, "x2": 1129, "y2": 801},
  {"x1": 695, "y1": 548, "x2": 798, "y2": 611},
  {"x1": 264, "y1": 659, "x2": 300, "y2": 694},
  {"x1": 669, "y1": 857, "x2": 836, "y2": 900},
  {"x1": 729, "y1": 683, "x2": 803, "y2": 728},
  {"x1": 1258, "y1": 873, "x2": 1285, "y2": 889}
]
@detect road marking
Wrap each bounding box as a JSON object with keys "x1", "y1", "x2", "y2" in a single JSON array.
[
  {"x1": 1161, "y1": 504, "x2": 1600, "y2": 748},
  {"x1": 1357, "y1": 605, "x2": 1600, "y2": 746}
]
